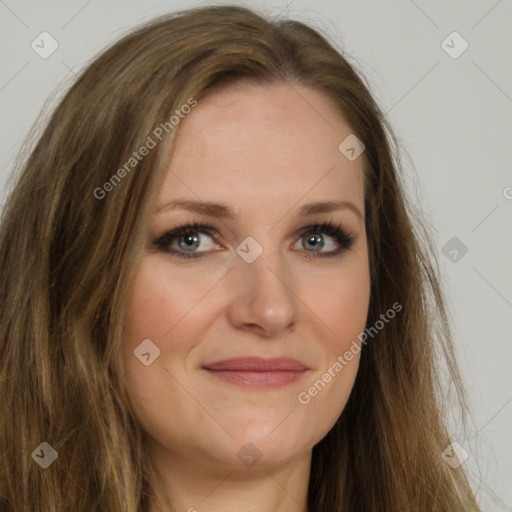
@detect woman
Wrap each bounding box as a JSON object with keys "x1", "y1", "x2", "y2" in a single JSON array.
[{"x1": 0, "y1": 5, "x2": 481, "y2": 511}]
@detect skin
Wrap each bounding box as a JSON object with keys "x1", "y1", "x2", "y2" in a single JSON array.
[{"x1": 122, "y1": 82, "x2": 371, "y2": 512}]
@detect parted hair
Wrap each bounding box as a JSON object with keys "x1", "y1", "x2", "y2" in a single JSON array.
[{"x1": 0, "y1": 5, "x2": 480, "y2": 511}]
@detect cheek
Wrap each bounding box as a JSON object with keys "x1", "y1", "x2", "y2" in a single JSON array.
[
  {"x1": 303, "y1": 256, "x2": 371, "y2": 348},
  {"x1": 293, "y1": 258, "x2": 370, "y2": 427},
  {"x1": 121, "y1": 259, "x2": 212, "y2": 441},
  {"x1": 121, "y1": 258, "x2": 203, "y2": 410},
  {"x1": 123, "y1": 257, "x2": 215, "y2": 346}
]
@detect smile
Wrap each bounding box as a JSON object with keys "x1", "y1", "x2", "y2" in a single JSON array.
[{"x1": 202, "y1": 357, "x2": 310, "y2": 388}]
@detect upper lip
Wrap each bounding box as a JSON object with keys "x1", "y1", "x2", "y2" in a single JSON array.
[{"x1": 203, "y1": 357, "x2": 309, "y2": 372}]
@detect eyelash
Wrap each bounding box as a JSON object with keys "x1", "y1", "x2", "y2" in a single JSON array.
[{"x1": 152, "y1": 220, "x2": 355, "y2": 260}]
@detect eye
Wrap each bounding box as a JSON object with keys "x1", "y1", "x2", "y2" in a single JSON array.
[
  {"x1": 292, "y1": 220, "x2": 355, "y2": 259},
  {"x1": 152, "y1": 222, "x2": 221, "y2": 259},
  {"x1": 152, "y1": 220, "x2": 355, "y2": 260}
]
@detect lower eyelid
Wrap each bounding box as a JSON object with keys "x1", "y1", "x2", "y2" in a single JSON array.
[{"x1": 154, "y1": 222, "x2": 354, "y2": 257}]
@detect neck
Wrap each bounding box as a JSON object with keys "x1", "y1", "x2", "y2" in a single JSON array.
[{"x1": 147, "y1": 439, "x2": 311, "y2": 512}]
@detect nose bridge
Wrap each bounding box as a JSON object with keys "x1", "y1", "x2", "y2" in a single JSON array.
[{"x1": 226, "y1": 238, "x2": 299, "y2": 337}]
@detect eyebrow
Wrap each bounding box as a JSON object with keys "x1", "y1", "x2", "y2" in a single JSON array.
[{"x1": 155, "y1": 199, "x2": 363, "y2": 221}]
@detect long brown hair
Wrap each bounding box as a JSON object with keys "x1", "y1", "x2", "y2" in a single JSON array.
[{"x1": 0, "y1": 5, "x2": 480, "y2": 511}]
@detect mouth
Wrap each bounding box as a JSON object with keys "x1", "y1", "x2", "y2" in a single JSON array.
[{"x1": 202, "y1": 357, "x2": 310, "y2": 388}]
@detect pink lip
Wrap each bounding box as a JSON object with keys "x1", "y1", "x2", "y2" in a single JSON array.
[{"x1": 202, "y1": 357, "x2": 309, "y2": 388}]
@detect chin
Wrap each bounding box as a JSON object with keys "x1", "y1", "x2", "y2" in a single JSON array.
[{"x1": 210, "y1": 421, "x2": 315, "y2": 469}]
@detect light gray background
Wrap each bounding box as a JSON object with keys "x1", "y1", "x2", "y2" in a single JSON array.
[{"x1": 1, "y1": 1, "x2": 511, "y2": 510}]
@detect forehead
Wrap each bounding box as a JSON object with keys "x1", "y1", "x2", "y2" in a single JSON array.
[{"x1": 158, "y1": 83, "x2": 365, "y2": 214}]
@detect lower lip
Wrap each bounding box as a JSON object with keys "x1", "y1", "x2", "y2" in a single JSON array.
[{"x1": 204, "y1": 369, "x2": 307, "y2": 388}]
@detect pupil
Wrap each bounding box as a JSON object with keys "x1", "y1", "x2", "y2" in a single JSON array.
[
  {"x1": 305, "y1": 233, "x2": 323, "y2": 251},
  {"x1": 179, "y1": 232, "x2": 199, "y2": 250}
]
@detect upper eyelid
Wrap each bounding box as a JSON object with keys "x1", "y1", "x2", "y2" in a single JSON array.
[
  {"x1": 154, "y1": 221, "x2": 352, "y2": 247},
  {"x1": 159, "y1": 221, "x2": 347, "y2": 236}
]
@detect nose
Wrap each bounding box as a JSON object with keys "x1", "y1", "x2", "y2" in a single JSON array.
[{"x1": 226, "y1": 246, "x2": 300, "y2": 339}]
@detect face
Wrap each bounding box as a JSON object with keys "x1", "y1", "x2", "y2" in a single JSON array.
[{"x1": 122, "y1": 82, "x2": 371, "y2": 471}]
